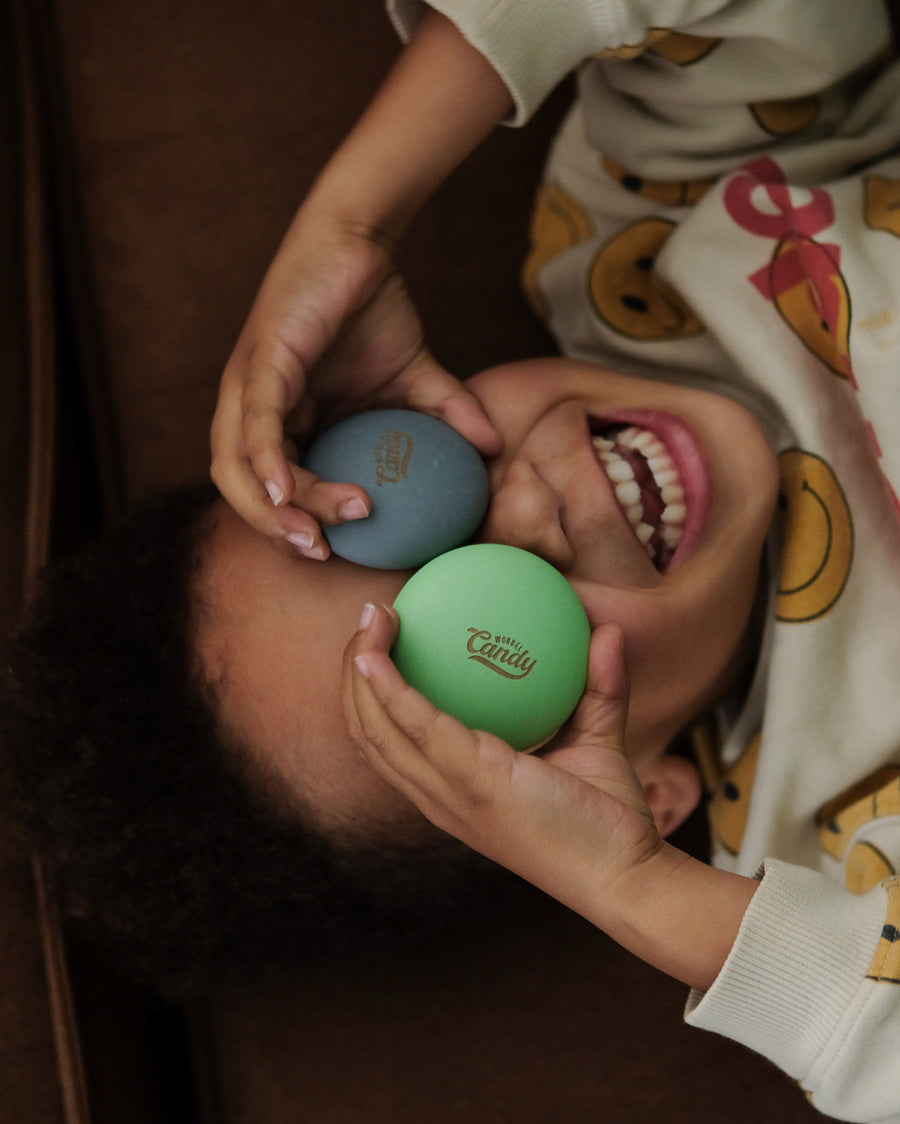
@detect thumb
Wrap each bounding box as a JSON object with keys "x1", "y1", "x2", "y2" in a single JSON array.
[
  {"x1": 401, "y1": 351, "x2": 504, "y2": 457},
  {"x1": 541, "y1": 623, "x2": 630, "y2": 780},
  {"x1": 568, "y1": 622, "x2": 629, "y2": 748}
]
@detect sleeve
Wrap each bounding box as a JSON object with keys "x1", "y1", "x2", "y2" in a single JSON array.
[
  {"x1": 686, "y1": 860, "x2": 900, "y2": 1122},
  {"x1": 385, "y1": 0, "x2": 730, "y2": 125}
]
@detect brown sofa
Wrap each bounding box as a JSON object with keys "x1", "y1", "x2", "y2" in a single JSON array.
[{"x1": 6, "y1": 0, "x2": 886, "y2": 1119}]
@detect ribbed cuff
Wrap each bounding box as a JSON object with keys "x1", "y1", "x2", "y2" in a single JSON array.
[
  {"x1": 387, "y1": 0, "x2": 620, "y2": 124},
  {"x1": 685, "y1": 859, "x2": 886, "y2": 1078}
]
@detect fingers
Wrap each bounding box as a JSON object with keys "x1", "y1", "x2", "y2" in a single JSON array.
[
  {"x1": 237, "y1": 342, "x2": 299, "y2": 507},
  {"x1": 210, "y1": 348, "x2": 303, "y2": 539},
  {"x1": 564, "y1": 623, "x2": 629, "y2": 750},
  {"x1": 211, "y1": 312, "x2": 501, "y2": 555},
  {"x1": 209, "y1": 439, "x2": 323, "y2": 556},
  {"x1": 343, "y1": 603, "x2": 454, "y2": 812},
  {"x1": 539, "y1": 623, "x2": 633, "y2": 785},
  {"x1": 282, "y1": 464, "x2": 372, "y2": 555},
  {"x1": 398, "y1": 352, "x2": 504, "y2": 457},
  {"x1": 211, "y1": 443, "x2": 372, "y2": 560},
  {"x1": 435, "y1": 382, "x2": 504, "y2": 457},
  {"x1": 343, "y1": 607, "x2": 655, "y2": 888},
  {"x1": 211, "y1": 361, "x2": 372, "y2": 558},
  {"x1": 342, "y1": 603, "x2": 508, "y2": 829},
  {"x1": 344, "y1": 601, "x2": 456, "y2": 782}
]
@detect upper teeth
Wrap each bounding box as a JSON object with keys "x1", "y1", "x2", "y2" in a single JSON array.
[{"x1": 592, "y1": 426, "x2": 686, "y2": 564}]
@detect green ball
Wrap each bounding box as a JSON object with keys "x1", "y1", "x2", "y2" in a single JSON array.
[{"x1": 392, "y1": 544, "x2": 590, "y2": 751}]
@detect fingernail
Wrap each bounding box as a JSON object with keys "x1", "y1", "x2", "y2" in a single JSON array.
[
  {"x1": 359, "y1": 602, "x2": 376, "y2": 631},
  {"x1": 287, "y1": 531, "x2": 314, "y2": 552},
  {"x1": 266, "y1": 480, "x2": 285, "y2": 507},
  {"x1": 288, "y1": 533, "x2": 329, "y2": 561},
  {"x1": 339, "y1": 498, "x2": 369, "y2": 521},
  {"x1": 354, "y1": 654, "x2": 372, "y2": 680}
]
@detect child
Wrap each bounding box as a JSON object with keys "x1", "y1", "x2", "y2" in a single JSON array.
[
  {"x1": 2, "y1": 353, "x2": 774, "y2": 995},
  {"x1": 0, "y1": 349, "x2": 774, "y2": 998},
  {"x1": 210, "y1": 3, "x2": 900, "y2": 1118}
]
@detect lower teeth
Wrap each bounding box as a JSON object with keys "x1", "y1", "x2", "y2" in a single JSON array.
[{"x1": 593, "y1": 425, "x2": 685, "y2": 569}]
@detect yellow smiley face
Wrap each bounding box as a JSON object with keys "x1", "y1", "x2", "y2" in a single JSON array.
[
  {"x1": 602, "y1": 155, "x2": 714, "y2": 207},
  {"x1": 866, "y1": 877, "x2": 900, "y2": 984},
  {"x1": 750, "y1": 96, "x2": 821, "y2": 137},
  {"x1": 865, "y1": 175, "x2": 900, "y2": 237},
  {"x1": 646, "y1": 30, "x2": 722, "y2": 65},
  {"x1": 595, "y1": 28, "x2": 721, "y2": 64},
  {"x1": 818, "y1": 766, "x2": 900, "y2": 893},
  {"x1": 776, "y1": 449, "x2": 854, "y2": 623},
  {"x1": 708, "y1": 733, "x2": 761, "y2": 856},
  {"x1": 522, "y1": 181, "x2": 594, "y2": 318},
  {"x1": 588, "y1": 219, "x2": 703, "y2": 341},
  {"x1": 768, "y1": 236, "x2": 852, "y2": 379}
]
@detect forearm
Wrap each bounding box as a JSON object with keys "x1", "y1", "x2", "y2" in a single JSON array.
[
  {"x1": 559, "y1": 843, "x2": 758, "y2": 993},
  {"x1": 302, "y1": 9, "x2": 513, "y2": 242}
]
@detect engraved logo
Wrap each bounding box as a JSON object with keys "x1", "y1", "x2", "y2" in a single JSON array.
[
  {"x1": 466, "y1": 628, "x2": 537, "y2": 680},
  {"x1": 374, "y1": 429, "x2": 414, "y2": 486}
]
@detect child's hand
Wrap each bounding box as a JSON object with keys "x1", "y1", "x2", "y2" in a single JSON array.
[
  {"x1": 344, "y1": 604, "x2": 759, "y2": 991},
  {"x1": 343, "y1": 604, "x2": 664, "y2": 912},
  {"x1": 210, "y1": 216, "x2": 501, "y2": 558},
  {"x1": 211, "y1": 9, "x2": 512, "y2": 556}
]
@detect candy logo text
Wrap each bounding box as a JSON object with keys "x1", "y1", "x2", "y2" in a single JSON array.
[
  {"x1": 374, "y1": 429, "x2": 414, "y2": 486},
  {"x1": 466, "y1": 629, "x2": 536, "y2": 680}
]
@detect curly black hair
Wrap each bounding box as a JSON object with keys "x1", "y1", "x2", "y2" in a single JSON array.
[{"x1": 0, "y1": 487, "x2": 497, "y2": 996}]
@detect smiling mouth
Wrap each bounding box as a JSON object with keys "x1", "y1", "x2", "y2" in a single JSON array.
[{"x1": 591, "y1": 424, "x2": 686, "y2": 570}]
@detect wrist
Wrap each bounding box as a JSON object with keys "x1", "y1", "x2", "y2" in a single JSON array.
[
  {"x1": 583, "y1": 843, "x2": 759, "y2": 992},
  {"x1": 299, "y1": 176, "x2": 400, "y2": 259}
]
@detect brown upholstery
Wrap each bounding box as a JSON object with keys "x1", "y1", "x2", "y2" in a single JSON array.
[
  {"x1": 1, "y1": 2, "x2": 88, "y2": 1120},
  {"x1": 8, "y1": 0, "x2": 893, "y2": 1119}
]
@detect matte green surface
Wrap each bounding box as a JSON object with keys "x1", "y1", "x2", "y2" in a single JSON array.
[{"x1": 392, "y1": 545, "x2": 590, "y2": 750}]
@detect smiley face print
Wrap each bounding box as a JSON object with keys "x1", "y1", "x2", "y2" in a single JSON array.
[
  {"x1": 708, "y1": 732, "x2": 761, "y2": 857},
  {"x1": 522, "y1": 181, "x2": 594, "y2": 318},
  {"x1": 723, "y1": 158, "x2": 853, "y2": 381},
  {"x1": 818, "y1": 767, "x2": 900, "y2": 894},
  {"x1": 867, "y1": 877, "x2": 900, "y2": 984},
  {"x1": 588, "y1": 219, "x2": 704, "y2": 341},
  {"x1": 595, "y1": 28, "x2": 721, "y2": 64},
  {"x1": 768, "y1": 236, "x2": 853, "y2": 379},
  {"x1": 646, "y1": 31, "x2": 721, "y2": 65},
  {"x1": 750, "y1": 96, "x2": 822, "y2": 137},
  {"x1": 594, "y1": 27, "x2": 671, "y2": 60},
  {"x1": 776, "y1": 449, "x2": 854, "y2": 623},
  {"x1": 602, "y1": 155, "x2": 714, "y2": 208},
  {"x1": 865, "y1": 175, "x2": 900, "y2": 237}
]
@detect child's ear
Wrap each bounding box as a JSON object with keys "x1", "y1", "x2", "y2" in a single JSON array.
[{"x1": 639, "y1": 754, "x2": 702, "y2": 838}]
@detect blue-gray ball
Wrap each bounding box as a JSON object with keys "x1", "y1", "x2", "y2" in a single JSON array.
[{"x1": 302, "y1": 410, "x2": 490, "y2": 569}]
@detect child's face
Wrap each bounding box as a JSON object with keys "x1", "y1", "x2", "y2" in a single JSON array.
[
  {"x1": 197, "y1": 358, "x2": 778, "y2": 842},
  {"x1": 467, "y1": 358, "x2": 779, "y2": 765}
]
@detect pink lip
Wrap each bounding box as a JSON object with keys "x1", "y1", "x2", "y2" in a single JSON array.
[{"x1": 588, "y1": 409, "x2": 713, "y2": 572}]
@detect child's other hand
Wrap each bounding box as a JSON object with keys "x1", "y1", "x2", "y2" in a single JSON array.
[
  {"x1": 210, "y1": 217, "x2": 501, "y2": 559},
  {"x1": 343, "y1": 604, "x2": 663, "y2": 913}
]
